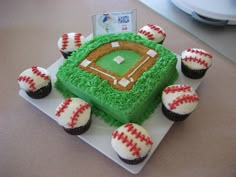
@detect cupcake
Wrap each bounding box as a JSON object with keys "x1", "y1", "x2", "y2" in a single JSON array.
[
  {"x1": 57, "y1": 32, "x2": 86, "y2": 59},
  {"x1": 111, "y1": 123, "x2": 153, "y2": 165},
  {"x1": 181, "y1": 48, "x2": 213, "y2": 79},
  {"x1": 55, "y1": 98, "x2": 92, "y2": 135},
  {"x1": 162, "y1": 84, "x2": 199, "y2": 121},
  {"x1": 137, "y1": 24, "x2": 166, "y2": 44},
  {"x1": 17, "y1": 66, "x2": 52, "y2": 99}
]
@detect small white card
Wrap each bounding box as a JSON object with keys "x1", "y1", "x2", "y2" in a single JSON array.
[{"x1": 92, "y1": 9, "x2": 137, "y2": 36}]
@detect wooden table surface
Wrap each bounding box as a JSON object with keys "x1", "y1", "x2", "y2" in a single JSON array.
[{"x1": 1, "y1": 0, "x2": 236, "y2": 177}]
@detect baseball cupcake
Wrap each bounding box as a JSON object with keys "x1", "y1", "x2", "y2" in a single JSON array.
[
  {"x1": 181, "y1": 48, "x2": 213, "y2": 79},
  {"x1": 162, "y1": 84, "x2": 199, "y2": 121},
  {"x1": 111, "y1": 123, "x2": 153, "y2": 165},
  {"x1": 55, "y1": 98, "x2": 92, "y2": 135},
  {"x1": 57, "y1": 32, "x2": 86, "y2": 59},
  {"x1": 17, "y1": 66, "x2": 52, "y2": 99},
  {"x1": 138, "y1": 24, "x2": 166, "y2": 44}
]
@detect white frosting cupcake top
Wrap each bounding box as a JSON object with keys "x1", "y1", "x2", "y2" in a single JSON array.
[
  {"x1": 57, "y1": 32, "x2": 86, "y2": 52},
  {"x1": 111, "y1": 123, "x2": 153, "y2": 160},
  {"x1": 55, "y1": 98, "x2": 91, "y2": 129},
  {"x1": 138, "y1": 24, "x2": 166, "y2": 43},
  {"x1": 162, "y1": 84, "x2": 199, "y2": 115},
  {"x1": 181, "y1": 48, "x2": 212, "y2": 70},
  {"x1": 17, "y1": 66, "x2": 50, "y2": 92}
]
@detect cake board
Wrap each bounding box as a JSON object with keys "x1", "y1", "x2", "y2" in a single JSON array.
[{"x1": 19, "y1": 54, "x2": 201, "y2": 174}]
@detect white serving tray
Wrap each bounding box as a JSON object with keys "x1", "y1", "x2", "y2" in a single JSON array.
[{"x1": 19, "y1": 55, "x2": 201, "y2": 174}]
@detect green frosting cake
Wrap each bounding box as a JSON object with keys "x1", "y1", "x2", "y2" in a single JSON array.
[{"x1": 55, "y1": 32, "x2": 178, "y2": 126}]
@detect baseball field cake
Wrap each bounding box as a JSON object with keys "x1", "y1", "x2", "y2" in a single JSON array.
[{"x1": 55, "y1": 32, "x2": 178, "y2": 126}]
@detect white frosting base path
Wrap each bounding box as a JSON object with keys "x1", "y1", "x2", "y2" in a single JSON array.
[{"x1": 19, "y1": 54, "x2": 201, "y2": 174}]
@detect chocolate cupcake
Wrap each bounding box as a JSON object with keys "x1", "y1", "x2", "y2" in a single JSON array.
[
  {"x1": 57, "y1": 32, "x2": 86, "y2": 59},
  {"x1": 111, "y1": 123, "x2": 153, "y2": 165},
  {"x1": 17, "y1": 66, "x2": 52, "y2": 99},
  {"x1": 162, "y1": 84, "x2": 199, "y2": 121},
  {"x1": 181, "y1": 48, "x2": 212, "y2": 79},
  {"x1": 138, "y1": 24, "x2": 166, "y2": 44},
  {"x1": 55, "y1": 98, "x2": 91, "y2": 135}
]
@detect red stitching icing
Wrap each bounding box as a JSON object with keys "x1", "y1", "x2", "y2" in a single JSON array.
[
  {"x1": 124, "y1": 123, "x2": 153, "y2": 145},
  {"x1": 112, "y1": 130, "x2": 141, "y2": 157},
  {"x1": 74, "y1": 33, "x2": 82, "y2": 47},
  {"x1": 67, "y1": 103, "x2": 90, "y2": 128},
  {"x1": 130, "y1": 143, "x2": 140, "y2": 157},
  {"x1": 112, "y1": 123, "x2": 153, "y2": 157},
  {"x1": 61, "y1": 33, "x2": 69, "y2": 50},
  {"x1": 17, "y1": 76, "x2": 36, "y2": 91},
  {"x1": 187, "y1": 48, "x2": 212, "y2": 58},
  {"x1": 138, "y1": 29, "x2": 155, "y2": 40},
  {"x1": 168, "y1": 94, "x2": 199, "y2": 110},
  {"x1": 183, "y1": 56, "x2": 209, "y2": 68},
  {"x1": 163, "y1": 85, "x2": 191, "y2": 94},
  {"x1": 31, "y1": 66, "x2": 49, "y2": 80},
  {"x1": 147, "y1": 24, "x2": 166, "y2": 37},
  {"x1": 55, "y1": 98, "x2": 72, "y2": 117}
]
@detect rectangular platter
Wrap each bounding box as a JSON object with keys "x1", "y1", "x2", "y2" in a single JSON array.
[{"x1": 19, "y1": 54, "x2": 201, "y2": 174}]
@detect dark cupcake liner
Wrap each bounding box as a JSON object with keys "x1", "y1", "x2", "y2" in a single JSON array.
[
  {"x1": 162, "y1": 103, "x2": 190, "y2": 121},
  {"x1": 63, "y1": 117, "x2": 92, "y2": 135},
  {"x1": 26, "y1": 81, "x2": 52, "y2": 99},
  {"x1": 60, "y1": 51, "x2": 73, "y2": 59},
  {"x1": 118, "y1": 154, "x2": 148, "y2": 165},
  {"x1": 181, "y1": 61, "x2": 207, "y2": 79},
  {"x1": 158, "y1": 39, "x2": 165, "y2": 45}
]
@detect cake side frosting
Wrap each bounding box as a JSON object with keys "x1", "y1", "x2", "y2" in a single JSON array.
[{"x1": 55, "y1": 32, "x2": 178, "y2": 126}]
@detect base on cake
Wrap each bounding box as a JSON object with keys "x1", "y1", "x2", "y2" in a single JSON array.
[{"x1": 55, "y1": 33, "x2": 178, "y2": 126}]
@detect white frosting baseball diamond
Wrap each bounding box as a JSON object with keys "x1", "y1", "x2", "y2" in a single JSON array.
[
  {"x1": 111, "y1": 123, "x2": 153, "y2": 160},
  {"x1": 181, "y1": 48, "x2": 213, "y2": 70},
  {"x1": 55, "y1": 98, "x2": 91, "y2": 129},
  {"x1": 17, "y1": 66, "x2": 51, "y2": 92},
  {"x1": 57, "y1": 32, "x2": 86, "y2": 53},
  {"x1": 162, "y1": 84, "x2": 199, "y2": 115}
]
